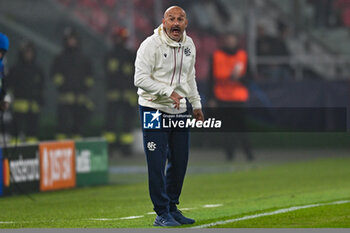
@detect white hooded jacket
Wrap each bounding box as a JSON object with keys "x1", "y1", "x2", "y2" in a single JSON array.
[{"x1": 134, "y1": 25, "x2": 202, "y2": 114}]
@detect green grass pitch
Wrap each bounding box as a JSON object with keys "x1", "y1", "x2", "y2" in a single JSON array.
[{"x1": 1, "y1": 157, "x2": 350, "y2": 228}]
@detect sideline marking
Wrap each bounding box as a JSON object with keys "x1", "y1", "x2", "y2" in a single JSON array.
[
  {"x1": 192, "y1": 200, "x2": 350, "y2": 228},
  {"x1": 119, "y1": 216, "x2": 144, "y2": 220},
  {"x1": 180, "y1": 207, "x2": 196, "y2": 211},
  {"x1": 88, "y1": 218, "x2": 119, "y2": 221},
  {"x1": 88, "y1": 205, "x2": 210, "y2": 221},
  {"x1": 203, "y1": 204, "x2": 223, "y2": 208},
  {"x1": 89, "y1": 215, "x2": 144, "y2": 221},
  {"x1": 0, "y1": 221, "x2": 15, "y2": 224}
]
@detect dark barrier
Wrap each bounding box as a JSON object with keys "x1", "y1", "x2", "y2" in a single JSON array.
[
  {"x1": 248, "y1": 80, "x2": 350, "y2": 107},
  {"x1": 203, "y1": 107, "x2": 347, "y2": 132},
  {"x1": 2, "y1": 144, "x2": 40, "y2": 196},
  {"x1": 246, "y1": 80, "x2": 350, "y2": 132},
  {"x1": 75, "y1": 139, "x2": 108, "y2": 187},
  {"x1": 191, "y1": 80, "x2": 350, "y2": 148}
]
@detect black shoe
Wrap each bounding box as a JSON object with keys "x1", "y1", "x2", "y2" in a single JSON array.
[
  {"x1": 170, "y1": 209, "x2": 195, "y2": 225},
  {"x1": 153, "y1": 212, "x2": 181, "y2": 227}
]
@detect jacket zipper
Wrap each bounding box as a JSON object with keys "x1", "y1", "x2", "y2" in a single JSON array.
[
  {"x1": 178, "y1": 47, "x2": 184, "y2": 84},
  {"x1": 170, "y1": 46, "x2": 184, "y2": 86},
  {"x1": 170, "y1": 48, "x2": 176, "y2": 86}
]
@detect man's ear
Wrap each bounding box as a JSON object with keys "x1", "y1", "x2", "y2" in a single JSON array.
[{"x1": 185, "y1": 19, "x2": 188, "y2": 28}]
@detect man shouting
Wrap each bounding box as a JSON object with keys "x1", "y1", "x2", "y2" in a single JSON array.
[{"x1": 134, "y1": 6, "x2": 204, "y2": 227}]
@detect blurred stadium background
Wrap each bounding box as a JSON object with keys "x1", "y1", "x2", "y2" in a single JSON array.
[
  {"x1": 0, "y1": 0, "x2": 349, "y2": 145},
  {"x1": 0, "y1": 0, "x2": 350, "y2": 228}
]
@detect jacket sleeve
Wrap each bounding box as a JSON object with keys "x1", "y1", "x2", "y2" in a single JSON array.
[
  {"x1": 186, "y1": 46, "x2": 202, "y2": 110},
  {"x1": 134, "y1": 39, "x2": 173, "y2": 97}
]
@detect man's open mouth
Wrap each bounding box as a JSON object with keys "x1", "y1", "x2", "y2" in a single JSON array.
[{"x1": 171, "y1": 28, "x2": 181, "y2": 33}]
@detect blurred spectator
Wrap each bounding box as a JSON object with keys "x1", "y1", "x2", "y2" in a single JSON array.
[
  {"x1": 208, "y1": 33, "x2": 253, "y2": 161},
  {"x1": 274, "y1": 22, "x2": 291, "y2": 56},
  {"x1": 51, "y1": 27, "x2": 94, "y2": 139},
  {"x1": 163, "y1": 0, "x2": 193, "y2": 9},
  {"x1": 187, "y1": 0, "x2": 230, "y2": 33},
  {"x1": 307, "y1": 0, "x2": 333, "y2": 28},
  {"x1": 189, "y1": 30, "x2": 218, "y2": 105},
  {"x1": 335, "y1": 0, "x2": 350, "y2": 27},
  {"x1": 7, "y1": 40, "x2": 45, "y2": 143},
  {"x1": 256, "y1": 23, "x2": 293, "y2": 81},
  {"x1": 103, "y1": 27, "x2": 137, "y2": 155},
  {"x1": 256, "y1": 25, "x2": 274, "y2": 80}
]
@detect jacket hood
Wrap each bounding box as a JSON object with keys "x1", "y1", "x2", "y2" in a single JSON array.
[{"x1": 154, "y1": 24, "x2": 187, "y2": 48}]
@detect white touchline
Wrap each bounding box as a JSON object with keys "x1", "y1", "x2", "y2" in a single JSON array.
[
  {"x1": 191, "y1": 200, "x2": 350, "y2": 228},
  {"x1": 119, "y1": 216, "x2": 144, "y2": 220},
  {"x1": 203, "y1": 204, "x2": 223, "y2": 208},
  {"x1": 180, "y1": 208, "x2": 196, "y2": 211},
  {"x1": 89, "y1": 215, "x2": 144, "y2": 221},
  {"x1": 1, "y1": 204, "x2": 220, "y2": 224},
  {"x1": 88, "y1": 218, "x2": 119, "y2": 221},
  {"x1": 85, "y1": 205, "x2": 219, "y2": 222}
]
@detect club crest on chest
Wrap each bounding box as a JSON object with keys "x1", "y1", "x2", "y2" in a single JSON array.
[{"x1": 184, "y1": 47, "x2": 191, "y2": 56}]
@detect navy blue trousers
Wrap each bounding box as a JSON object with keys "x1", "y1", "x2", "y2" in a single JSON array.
[{"x1": 139, "y1": 106, "x2": 190, "y2": 215}]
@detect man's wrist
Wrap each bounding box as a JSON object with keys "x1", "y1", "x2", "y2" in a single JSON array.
[{"x1": 192, "y1": 101, "x2": 202, "y2": 110}]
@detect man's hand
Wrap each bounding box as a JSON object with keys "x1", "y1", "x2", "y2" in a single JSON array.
[
  {"x1": 170, "y1": 91, "x2": 183, "y2": 110},
  {"x1": 193, "y1": 109, "x2": 204, "y2": 122},
  {"x1": 0, "y1": 101, "x2": 9, "y2": 111}
]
